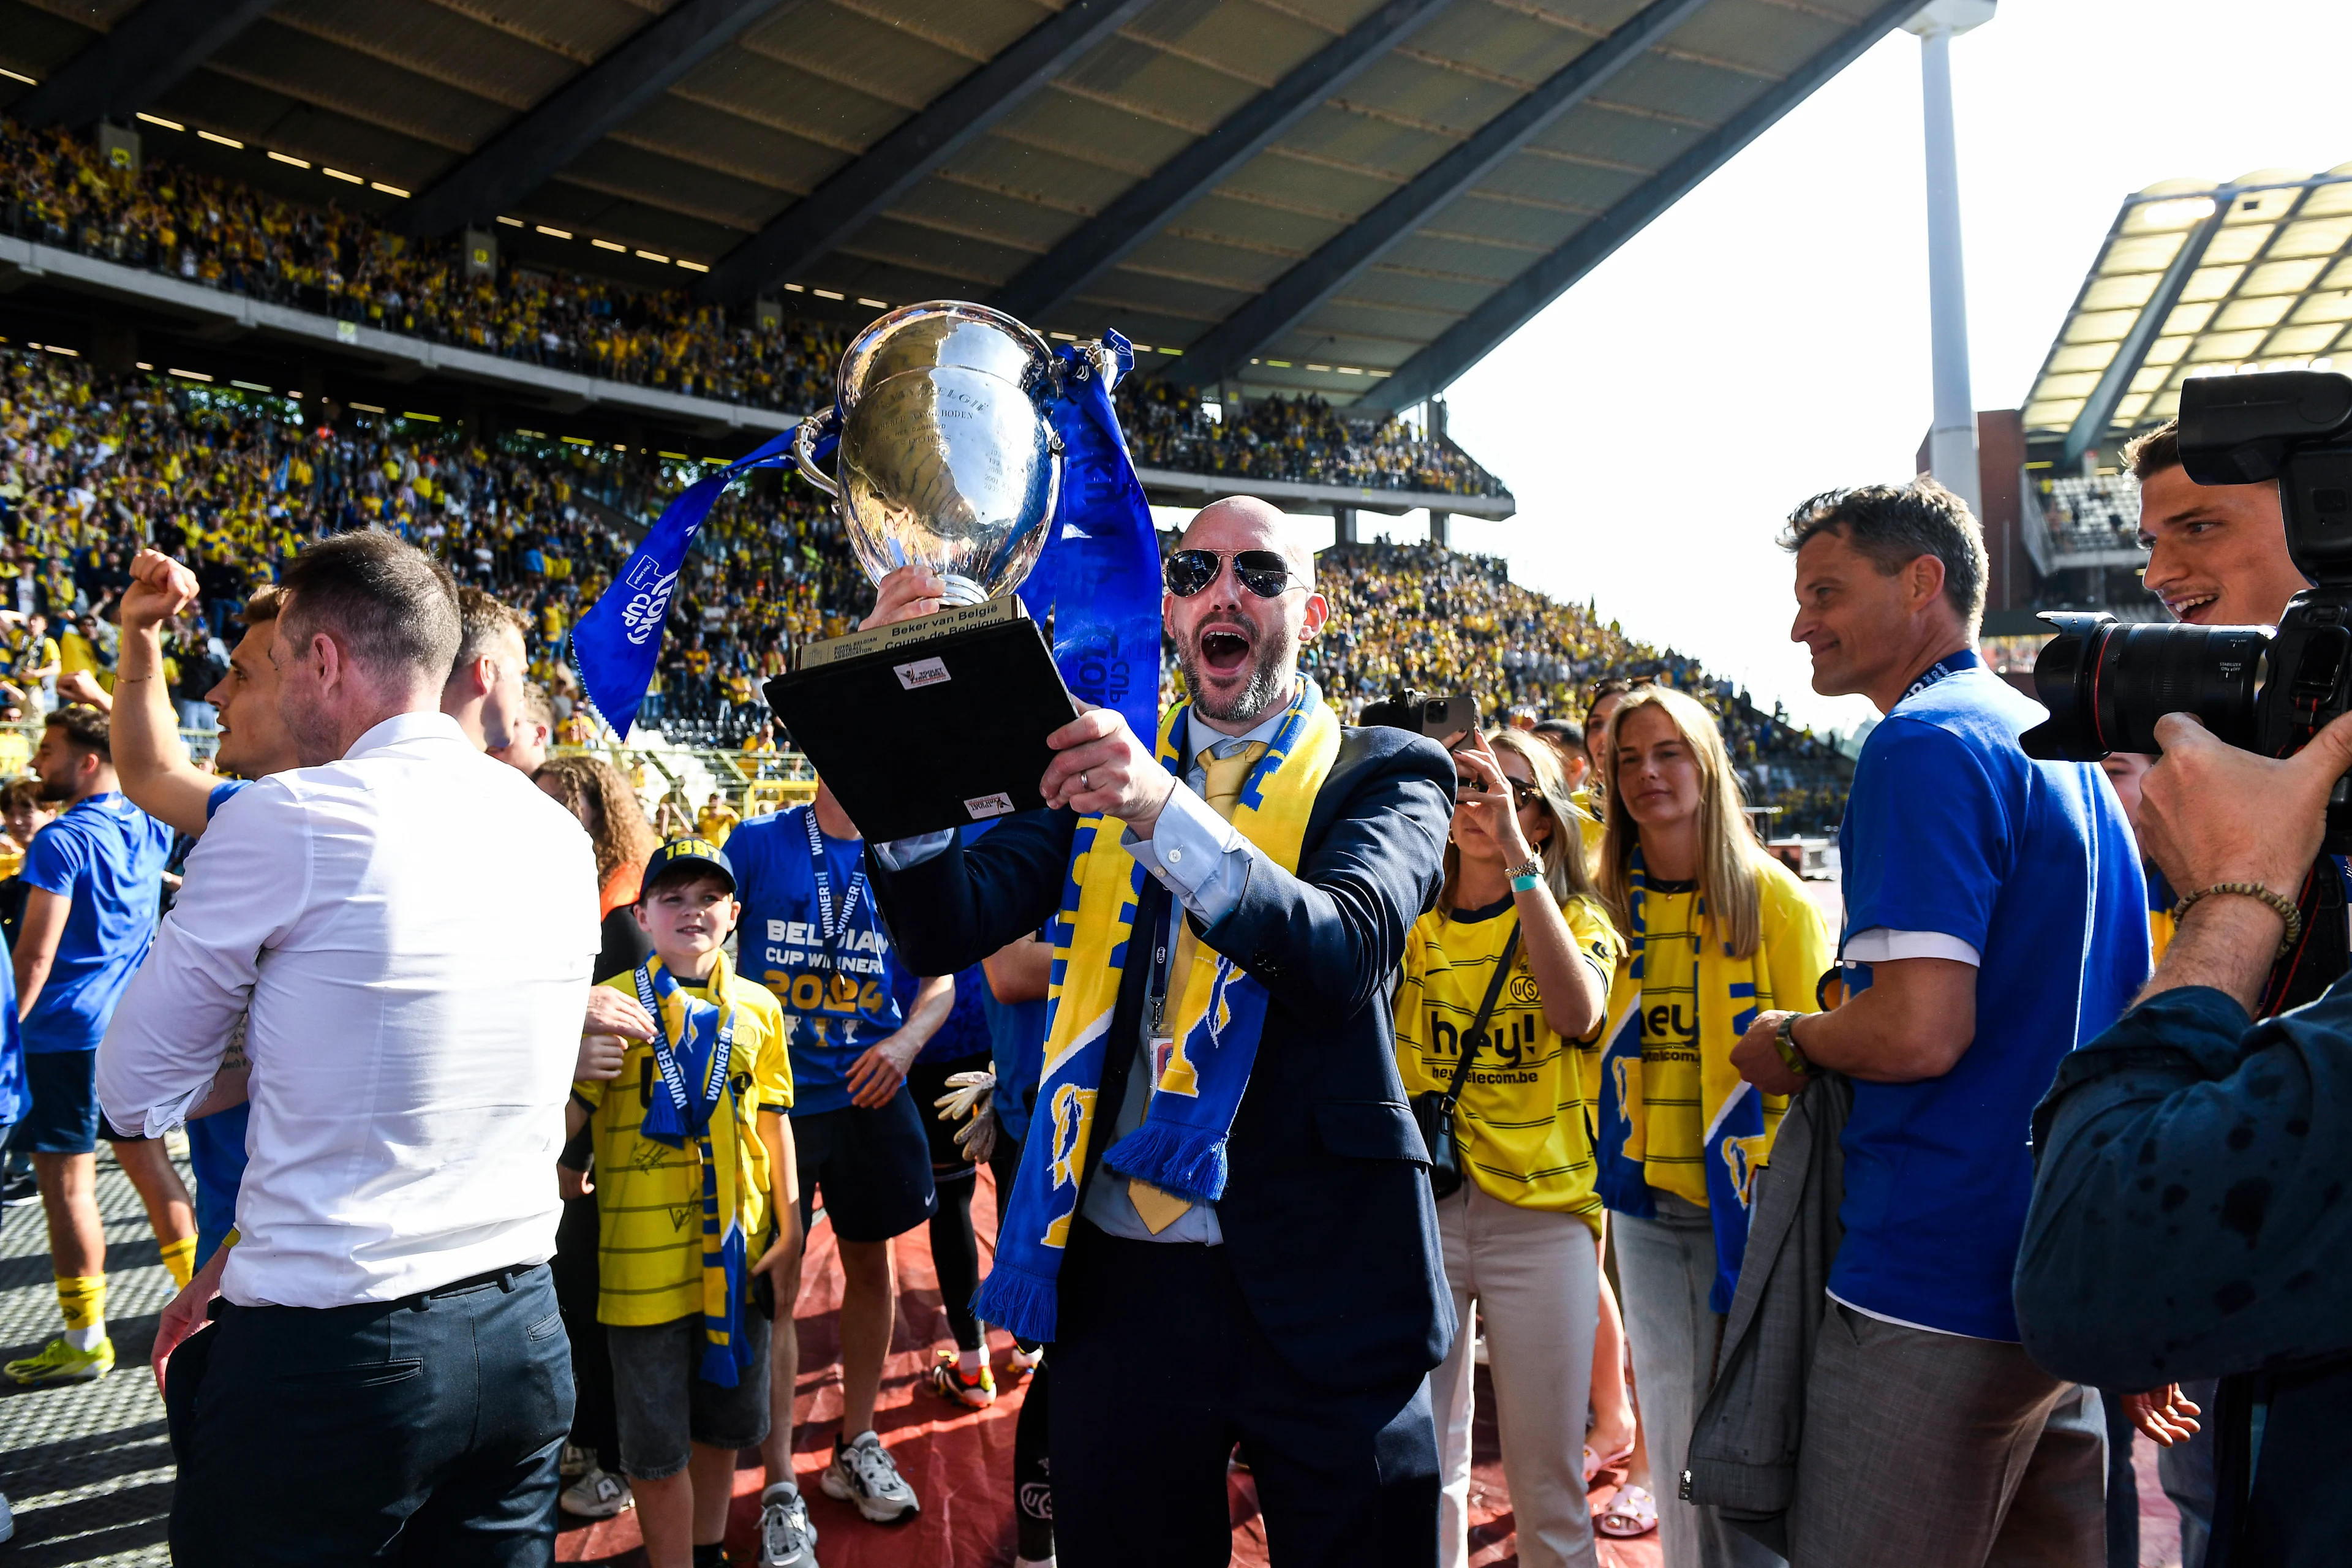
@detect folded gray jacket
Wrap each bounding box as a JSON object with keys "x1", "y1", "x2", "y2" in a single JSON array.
[{"x1": 1681, "y1": 1070, "x2": 1852, "y2": 1556}]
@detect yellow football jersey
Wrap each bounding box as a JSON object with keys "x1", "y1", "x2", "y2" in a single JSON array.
[{"x1": 1396, "y1": 892, "x2": 1623, "y2": 1231}]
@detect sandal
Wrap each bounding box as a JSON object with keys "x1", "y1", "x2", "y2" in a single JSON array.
[{"x1": 1594, "y1": 1482, "x2": 1659, "y2": 1539}]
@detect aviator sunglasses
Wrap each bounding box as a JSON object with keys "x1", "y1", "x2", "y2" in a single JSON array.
[
  {"x1": 1165, "y1": 548, "x2": 1295, "y2": 598},
  {"x1": 1453, "y1": 771, "x2": 1545, "y2": 810}
]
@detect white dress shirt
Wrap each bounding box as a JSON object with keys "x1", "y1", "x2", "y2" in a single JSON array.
[{"x1": 98, "y1": 712, "x2": 600, "y2": 1309}]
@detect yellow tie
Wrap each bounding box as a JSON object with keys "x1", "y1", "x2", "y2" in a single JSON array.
[{"x1": 1129, "y1": 741, "x2": 1267, "y2": 1235}]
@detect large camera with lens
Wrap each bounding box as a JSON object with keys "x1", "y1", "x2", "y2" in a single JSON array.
[{"x1": 2023, "y1": 370, "x2": 2352, "y2": 849}]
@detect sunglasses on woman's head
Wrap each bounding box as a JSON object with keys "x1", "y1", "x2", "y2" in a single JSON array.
[{"x1": 1165, "y1": 548, "x2": 1294, "y2": 598}]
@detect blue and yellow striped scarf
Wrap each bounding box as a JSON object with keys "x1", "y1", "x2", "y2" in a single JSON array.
[
  {"x1": 1591, "y1": 850, "x2": 1782, "y2": 1313},
  {"x1": 974, "y1": 680, "x2": 1340, "y2": 1343},
  {"x1": 633, "y1": 955, "x2": 758, "y2": 1387}
]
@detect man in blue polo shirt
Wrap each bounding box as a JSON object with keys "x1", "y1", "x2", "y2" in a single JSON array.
[
  {"x1": 726, "y1": 777, "x2": 951, "y2": 1561},
  {"x1": 1732, "y1": 480, "x2": 2148, "y2": 1567},
  {"x1": 6, "y1": 705, "x2": 189, "y2": 1387}
]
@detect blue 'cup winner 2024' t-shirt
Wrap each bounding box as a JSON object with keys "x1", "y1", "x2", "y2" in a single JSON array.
[{"x1": 726, "y1": 803, "x2": 919, "y2": 1115}]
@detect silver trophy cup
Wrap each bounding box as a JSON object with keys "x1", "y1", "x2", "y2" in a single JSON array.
[{"x1": 794, "y1": 301, "x2": 1065, "y2": 607}]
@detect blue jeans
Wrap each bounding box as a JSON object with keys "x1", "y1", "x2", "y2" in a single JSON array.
[{"x1": 167, "y1": 1263, "x2": 571, "y2": 1566}]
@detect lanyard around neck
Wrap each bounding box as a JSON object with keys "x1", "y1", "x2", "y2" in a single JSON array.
[
  {"x1": 801, "y1": 807, "x2": 866, "y2": 957},
  {"x1": 1901, "y1": 648, "x2": 1980, "y2": 704}
]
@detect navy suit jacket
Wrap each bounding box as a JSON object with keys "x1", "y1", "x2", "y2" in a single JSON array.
[{"x1": 866, "y1": 722, "x2": 1456, "y2": 1391}]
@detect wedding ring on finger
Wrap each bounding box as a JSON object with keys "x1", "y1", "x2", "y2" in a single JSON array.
[{"x1": 1079, "y1": 772, "x2": 1091, "y2": 791}]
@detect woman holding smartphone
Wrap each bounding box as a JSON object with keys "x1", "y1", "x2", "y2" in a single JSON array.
[{"x1": 1396, "y1": 728, "x2": 1627, "y2": 1568}]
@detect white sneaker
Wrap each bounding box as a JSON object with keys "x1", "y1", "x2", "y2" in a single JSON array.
[
  {"x1": 760, "y1": 1481, "x2": 819, "y2": 1567},
  {"x1": 559, "y1": 1466, "x2": 633, "y2": 1520},
  {"x1": 820, "y1": 1429, "x2": 919, "y2": 1523},
  {"x1": 560, "y1": 1441, "x2": 591, "y2": 1480}
]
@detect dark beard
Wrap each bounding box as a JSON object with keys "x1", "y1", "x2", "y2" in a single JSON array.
[{"x1": 1178, "y1": 620, "x2": 1295, "y2": 725}]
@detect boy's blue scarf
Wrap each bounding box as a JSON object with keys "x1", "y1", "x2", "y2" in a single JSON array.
[
  {"x1": 1593, "y1": 849, "x2": 1772, "y2": 1313},
  {"x1": 972, "y1": 681, "x2": 1341, "y2": 1344},
  {"x1": 633, "y1": 959, "x2": 756, "y2": 1387}
]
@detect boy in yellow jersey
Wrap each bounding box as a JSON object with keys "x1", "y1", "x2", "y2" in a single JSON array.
[{"x1": 568, "y1": 838, "x2": 803, "y2": 1568}]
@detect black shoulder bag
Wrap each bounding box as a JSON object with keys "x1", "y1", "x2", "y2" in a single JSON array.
[{"x1": 1411, "y1": 924, "x2": 1520, "y2": 1199}]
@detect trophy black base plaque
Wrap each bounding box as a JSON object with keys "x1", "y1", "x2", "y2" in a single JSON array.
[{"x1": 763, "y1": 597, "x2": 1079, "y2": 842}]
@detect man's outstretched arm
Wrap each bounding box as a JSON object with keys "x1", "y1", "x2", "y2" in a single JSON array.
[
  {"x1": 113, "y1": 550, "x2": 214, "y2": 837},
  {"x1": 2018, "y1": 708, "x2": 2352, "y2": 1387}
]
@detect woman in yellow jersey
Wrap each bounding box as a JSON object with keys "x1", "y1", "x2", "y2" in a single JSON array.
[
  {"x1": 1593, "y1": 687, "x2": 1832, "y2": 1568},
  {"x1": 1396, "y1": 728, "x2": 1622, "y2": 1568}
]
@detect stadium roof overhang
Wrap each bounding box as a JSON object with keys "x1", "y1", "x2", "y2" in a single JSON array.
[
  {"x1": 1, "y1": 0, "x2": 1913, "y2": 411},
  {"x1": 2022, "y1": 164, "x2": 2352, "y2": 467}
]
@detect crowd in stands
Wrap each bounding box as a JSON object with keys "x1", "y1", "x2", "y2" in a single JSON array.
[
  {"x1": 1118, "y1": 379, "x2": 1508, "y2": 497},
  {"x1": 0, "y1": 343, "x2": 859, "y2": 754},
  {"x1": 2035, "y1": 470, "x2": 2143, "y2": 552},
  {"x1": 0, "y1": 339, "x2": 1841, "y2": 831},
  {"x1": 0, "y1": 120, "x2": 850, "y2": 410},
  {"x1": 1308, "y1": 541, "x2": 1850, "y2": 832},
  {"x1": 0, "y1": 118, "x2": 1507, "y2": 501}
]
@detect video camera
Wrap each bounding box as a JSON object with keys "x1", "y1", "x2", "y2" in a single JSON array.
[{"x1": 2022, "y1": 369, "x2": 2352, "y2": 849}]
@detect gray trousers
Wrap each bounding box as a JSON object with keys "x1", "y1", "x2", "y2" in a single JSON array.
[
  {"x1": 1615, "y1": 1194, "x2": 1785, "y2": 1568},
  {"x1": 1788, "y1": 1300, "x2": 2106, "y2": 1567},
  {"x1": 1431, "y1": 1182, "x2": 1600, "y2": 1568}
]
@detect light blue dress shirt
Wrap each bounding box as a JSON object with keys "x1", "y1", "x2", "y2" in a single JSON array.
[{"x1": 875, "y1": 704, "x2": 1290, "y2": 1245}]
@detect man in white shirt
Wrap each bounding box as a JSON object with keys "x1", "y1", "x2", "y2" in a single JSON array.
[{"x1": 97, "y1": 532, "x2": 601, "y2": 1566}]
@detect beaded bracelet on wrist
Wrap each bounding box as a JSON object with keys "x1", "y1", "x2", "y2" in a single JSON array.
[{"x1": 2171, "y1": 881, "x2": 2302, "y2": 960}]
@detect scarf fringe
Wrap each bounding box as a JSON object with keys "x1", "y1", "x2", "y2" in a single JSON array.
[
  {"x1": 1102, "y1": 1121, "x2": 1227, "y2": 1204},
  {"x1": 699, "y1": 1338, "x2": 744, "y2": 1387},
  {"x1": 973, "y1": 1261, "x2": 1060, "y2": 1345}
]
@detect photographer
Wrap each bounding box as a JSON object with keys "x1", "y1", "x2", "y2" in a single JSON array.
[
  {"x1": 2129, "y1": 421, "x2": 2340, "y2": 1012},
  {"x1": 2015, "y1": 709, "x2": 2352, "y2": 1566}
]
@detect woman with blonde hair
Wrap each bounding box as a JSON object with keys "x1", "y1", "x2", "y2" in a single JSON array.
[
  {"x1": 1396, "y1": 727, "x2": 1629, "y2": 1568},
  {"x1": 1590, "y1": 685, "x2": 1833, "y2": 1568}
]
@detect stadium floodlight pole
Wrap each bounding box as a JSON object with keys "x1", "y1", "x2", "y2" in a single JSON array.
[{"x1": 1904, "y1": 0, "x2": 1994, "y2": 522}]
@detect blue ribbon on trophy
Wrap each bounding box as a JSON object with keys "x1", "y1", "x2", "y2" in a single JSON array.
[
  {"x1": 1017, "y1": 333, "x2": 1161, "y2": 744},
  {"x1": 573, "y1": 306, "x2": 1161, "y2": 745}
]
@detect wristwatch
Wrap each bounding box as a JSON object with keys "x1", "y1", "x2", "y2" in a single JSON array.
[{"x1": 1773, "y1": 1012, "x2": 1813, "y2": 1079}]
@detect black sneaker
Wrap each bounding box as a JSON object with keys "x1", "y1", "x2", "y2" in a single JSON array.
[{"x1": 0, "y1": 1170, "x2": 36, "y2": 1207}]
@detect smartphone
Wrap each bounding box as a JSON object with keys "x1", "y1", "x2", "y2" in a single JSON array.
[{"x1": 1360, "y1": 691, "x2": 1479, "y2": 745}]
